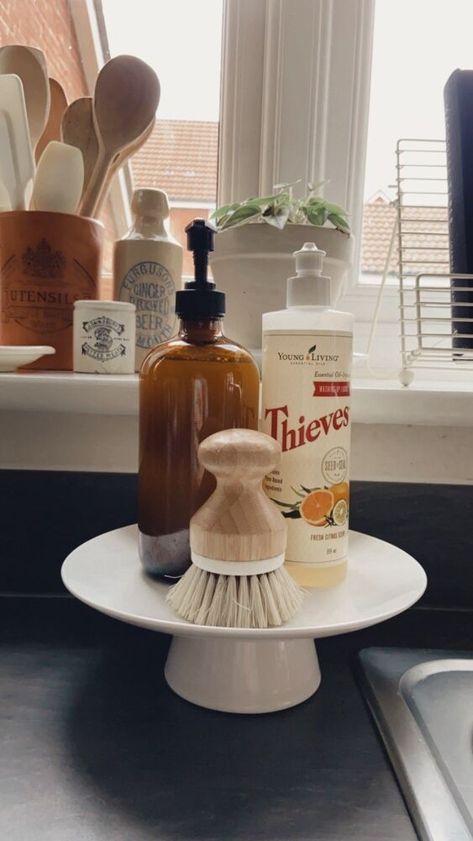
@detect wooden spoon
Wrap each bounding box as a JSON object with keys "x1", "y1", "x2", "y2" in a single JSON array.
[
  {"x1": 80, "y1": 55, "x2": 160, "y2": 218},
  {"x1": 35, "y1": 78, "x2": 68, "y2": 162},
  {"x1": 61, "y1": 97, "x2": 98, "y2": 201},
  {"x1": 0, "y1": 45, "x2": 50, "y2": 151},
  {"x1": 93, "y1": 116, "x2": 156, "y2": 216}
]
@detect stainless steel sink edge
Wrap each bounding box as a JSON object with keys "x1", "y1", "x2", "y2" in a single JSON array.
[{"x1": 357, "y1": 648, "x2": 473, "y2": 841}]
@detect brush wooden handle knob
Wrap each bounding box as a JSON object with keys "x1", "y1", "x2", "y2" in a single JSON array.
[
  {"x1": 191, "y1": 429, "x2": 287, "y2": 563},
  {"x1": 199, "y1": 428, "x2": 280, "y2": 479}
]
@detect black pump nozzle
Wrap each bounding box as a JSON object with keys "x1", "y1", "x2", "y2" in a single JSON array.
[
  {"x1": 175, "y1": 218, "x2": 225, "y2": 319},
  {"x1": 185, "y1": 218, "x2": 216, "y2": 288}
]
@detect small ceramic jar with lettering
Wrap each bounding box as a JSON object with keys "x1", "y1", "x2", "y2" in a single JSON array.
[{"x1": 73, "y1": 300, "x2": 136, "y2": 374}]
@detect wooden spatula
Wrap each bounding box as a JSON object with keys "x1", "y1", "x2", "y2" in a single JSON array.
[
  {"x1": 80, "y1": 55, "x2": 160, "y2": 218},
  {"x1": 35, "y1": 78, "x2": 68, "y2": 162},
  {"x1": 0, "y1": 45, "x2": 50, "y2": 152}
]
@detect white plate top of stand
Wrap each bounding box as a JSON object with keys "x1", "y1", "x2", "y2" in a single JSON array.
[{"x1": 62, "y1": 526, "x2": 427, "y2": 640}]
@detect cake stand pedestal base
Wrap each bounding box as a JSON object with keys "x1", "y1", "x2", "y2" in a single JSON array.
[{"x1": 165, "y1": 636, "x2": 320, "y2": 714}]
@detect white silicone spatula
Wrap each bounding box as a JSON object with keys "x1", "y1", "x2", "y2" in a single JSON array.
[
  {"x1": 31, "y1": 140, "x2": 84, "y2": 213},
  {"x1": 0, "y1": 74, "x2": 35, "y2": 209}
]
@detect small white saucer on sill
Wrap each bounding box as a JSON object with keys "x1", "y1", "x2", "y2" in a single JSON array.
[
  {"x1": 0, "y1": 345, "x2": 55, "y2": 371},
  {"x1": 62, "y1": 526, "x2": 427, "y2": 715}
]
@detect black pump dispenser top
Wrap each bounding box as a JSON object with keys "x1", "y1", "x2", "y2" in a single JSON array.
[{"x1": 175, "y1": 218, "x2": 225, "y2": 318}]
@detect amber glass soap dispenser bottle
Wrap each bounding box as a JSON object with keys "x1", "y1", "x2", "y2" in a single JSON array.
[{"x1": 138, "y1": 219, "x2": 260, "y2": 578}]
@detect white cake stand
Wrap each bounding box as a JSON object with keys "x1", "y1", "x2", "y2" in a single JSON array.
[{"x1": 61, "y1": 525, "x2": 426, "y2": 714}]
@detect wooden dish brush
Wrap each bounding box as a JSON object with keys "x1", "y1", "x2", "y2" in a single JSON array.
[{"x1": 166, "y1": 428, "x2": 304, "y2": 628}]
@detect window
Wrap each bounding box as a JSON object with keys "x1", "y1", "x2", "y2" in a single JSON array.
[
  {"x1": 6, "y1": 0, "x2": 473, "y2": 371},
  {"x1": 101, "y1": 0, "x2": 223, "y2": 278},
  {"x1": 361, "y1": 0, "x2": 473, "y2": 285}
]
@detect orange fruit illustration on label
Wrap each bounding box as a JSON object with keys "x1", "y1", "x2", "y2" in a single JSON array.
[
  {"x1": 330, "y1": 481, "x2": 349, "y2": 505},
  {"x1": 300, "y1": 489, "x2": 334, "y2": 526}
]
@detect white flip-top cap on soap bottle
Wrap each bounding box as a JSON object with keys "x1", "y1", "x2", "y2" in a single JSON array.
[{"x1": 286, "y1": 242, "x2": 331, "y2": 307}]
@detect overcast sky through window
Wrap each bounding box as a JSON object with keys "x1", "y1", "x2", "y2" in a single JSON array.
[
  {"x1": 102, "y1": 0, "x2": 223, "y2": 122},
  {"x1": 365, "y1": 0, "x2": 473, "y2": 199},
  {"x1": 102, "y1": 0, "x2": 473, "y2": 201}
]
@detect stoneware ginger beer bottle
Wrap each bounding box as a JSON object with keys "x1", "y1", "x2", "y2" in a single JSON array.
[
  {"x1": 113, "y1": 188, "x2": 183, "y2": 371},
  {"x1": 138, "y1": 219, "x2": 260, "y2": 578},
  {"x1": 261, "y1": 243, "x2": 353, "y2": 588}
]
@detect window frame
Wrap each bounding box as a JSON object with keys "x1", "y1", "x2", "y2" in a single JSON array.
[
  {"x1": 218, "y1": 0, "x2": 376, "y2": 289},
  {"x1": 73, "y1": 0, "x2": 376, "y2": 272},
  {"x1": 70, "y1": 0, "x2": 413, "y2": 361},
  {"x1": 218, "y1": 0, "x2": 407, "y2": 359}
]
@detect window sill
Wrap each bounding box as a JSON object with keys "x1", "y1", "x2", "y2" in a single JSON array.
[
  {"x1": 1, "y1": 371, "x2": 473, "y2": 428},
  {"x1": 1, "y1": 372, "x2": 472, "y2": 483},
  {"x1": 0, "y1": 372, "x2": 139, "y2": 416}
]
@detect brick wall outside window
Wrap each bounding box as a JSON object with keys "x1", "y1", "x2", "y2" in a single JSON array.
[{"x1": 0, "y1": 0, "x2": 87, "y2": 101}]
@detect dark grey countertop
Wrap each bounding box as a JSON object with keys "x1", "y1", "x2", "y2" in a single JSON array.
[{"x1": 1, "y1": 597, "x2": 472, "y2": 841}]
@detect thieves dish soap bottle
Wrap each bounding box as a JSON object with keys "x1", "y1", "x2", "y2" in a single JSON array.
[
  {"x1": 261, "y1": 243, "x2": 353, "y2": 588},
  {"x1": 138, "y1": 219, "x2": 260, "y2": 578}
]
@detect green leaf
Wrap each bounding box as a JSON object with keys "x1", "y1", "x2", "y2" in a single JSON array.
[
  {"x1": 328, "y1": 212, "x2": 350, "y2": 233},
  {"x1": 304, "y1": 206, "x2": 328, "y2": 226},
  {"x1": 282, "y1": 509, "x2": 302, "y2": 519},
  {"x1": 211, "y1": 203, "x2": 240, "y2": 227},
  {"x1": 212, "y1": 180, "x2": 350, "y2": 232},
  {"x1": 263, "y1": 204, "x2": 290, "y2": 229},
  {"x1": 219, "y1": 203, "x2": 262, "y2": 228},
  {"x1": 325, "y1": 202, "x2": 349, "y2": 216},
  {"x1": 304, "y1": 197, "x2": 326, "y2": 207},
  {"x1": 211, "y1": 202, "x2": 238, "y2": 219},
  {"x1": 247, "y1": 194, "x2": 281, "y2": 206},
  {"x1": 235, "y1": 197, "x2": 271, "y2": 213}
]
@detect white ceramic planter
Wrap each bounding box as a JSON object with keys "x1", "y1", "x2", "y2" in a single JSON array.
[{"x1": 210, "y1": 224, "x2": 353, "y2": 350}]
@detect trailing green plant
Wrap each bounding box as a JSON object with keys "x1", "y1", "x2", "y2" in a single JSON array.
[{"x1": 211, "y1": 181, "x2": 350, "y2": 234}]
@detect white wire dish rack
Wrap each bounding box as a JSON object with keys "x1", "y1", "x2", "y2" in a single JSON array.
[
  {"x1": 396, "y1": 139, "x2": 473, "y2": 384},
  {"x1": 368, "y1": 139, "x2": 473, "y2": 385},
  {"x1": 399, "y1": 271, "x2": 473, "y2": 385}
]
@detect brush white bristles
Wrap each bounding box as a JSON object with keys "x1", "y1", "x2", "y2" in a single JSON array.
[
  {"x1": 166, "y1": 564, "x2": 304, "y2": 629},
  {"x1": 166, "y1": 428, "x2": 305, "y2": 629}
]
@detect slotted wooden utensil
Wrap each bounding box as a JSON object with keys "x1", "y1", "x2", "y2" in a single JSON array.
[
  {"x1": 80, "y1": 55, "x2": 160, "y2": 217},
  {"x1": 35, "y1": 78, "x2": 68, "y2": 162}
]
